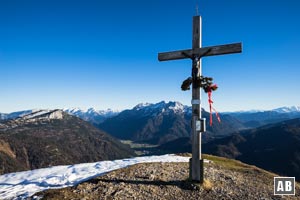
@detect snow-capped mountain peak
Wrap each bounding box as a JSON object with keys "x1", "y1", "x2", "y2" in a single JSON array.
[
  {"x1": 63, "y1": 107, "x2": 119, "y2": 124},
  {"x1": 273, "y1": 106, "x2": 300, "y2": 113},
  {"x1": 132, "y1": 101, "x2": 189, "y2": 115},
  {"x1": 168, "y1": 101, "x2": 185, "y2": 112},
  {"x1": 62, "y1": 108, "x2": 85, "y2": 114},
  {"x1": 87, "y1": 108, "x2": 97, "y2": 114},
  {"x1": 133, "y1": 103, "x2": 152, "y2": 110}
]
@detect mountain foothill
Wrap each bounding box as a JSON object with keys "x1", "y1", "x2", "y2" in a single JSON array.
[{"x1": 0, "y1": 110, "x2": 135, "y2": 175}]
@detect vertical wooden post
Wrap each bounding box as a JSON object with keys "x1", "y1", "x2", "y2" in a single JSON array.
[{"x1": 189, "y1": 15, "x2": 204, "y2": 183}]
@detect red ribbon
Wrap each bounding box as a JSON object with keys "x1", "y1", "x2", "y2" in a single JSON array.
[{"x1": 207, "y1": 84, "x2": 221, "y2": 126}]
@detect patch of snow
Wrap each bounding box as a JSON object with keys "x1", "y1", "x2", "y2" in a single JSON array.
[
  {"x1": 21, "y1": 110, "x2": 52, "y2": 120},
  {"x1": 168, "y1": 101, "x2": 184, "y2": 113},
  {"x1": 152, "y1": 101, "x2": 166, "y2": 109},
  {"x1": 133, "y1": 103, "x2": 152, "y2": 110},
  {"x1": 65, "y1": 107, "x2": 85, "y2": 113},
  {"x1": 0, "y1": 154, "x2": 190, "y2": 200},
  {"x1": 132, "y1": 101, "x2": 189, "y2": 115},
  {"x1": 86, "y1": 108, "x2": 97, "y2": 113},
  {"x1": 97, "y1": 108, "x2": 120, "y2": 117},
  {"x1": 63, "y1": 107, "x2": 119, "y2": 121}
]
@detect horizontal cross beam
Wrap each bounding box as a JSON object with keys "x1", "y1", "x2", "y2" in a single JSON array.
[{"x1": 158, "y1": 42, "x2": 242, "y2": 61}]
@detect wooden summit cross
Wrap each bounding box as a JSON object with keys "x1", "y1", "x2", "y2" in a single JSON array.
[{"x1": 158, "y1": 16, "x2": 242, "y2": 183}]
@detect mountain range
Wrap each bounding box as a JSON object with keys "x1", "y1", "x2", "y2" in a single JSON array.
[
  {"x1": 98, "y1": 101, "x2": 245, "y2": 145},
  {"x1": 0, "y1": 108, "x2": 119, "y2": 125},
  {"x1": 63, "y1": 108, "x2": 119, "y2": 124},
  {"x1": 0, "y1": 110, "x2": 33, "y2": 121},
  {"x1": 2, "y1": 103, "x2": 300, "y2": 129},
  {"x1": 0, "y1": 109, "x2": 135, "y2": 175},
  {"x1": 228, "y1": 108, "x2": 300, "y2": 128},
  {"x1": 2, "y1": 102, "x2": 300, "y2": 146}
]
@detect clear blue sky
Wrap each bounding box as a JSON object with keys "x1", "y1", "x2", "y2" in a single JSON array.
[{"x1": 0, "y1": 0, "x2": 299, "y2": 113}]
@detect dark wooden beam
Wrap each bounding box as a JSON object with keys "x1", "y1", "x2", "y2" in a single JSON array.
[
  {"x1": 193, "y1": 42, "x2": 242, "y2": 58},
  {"x1": 158, "y1": 49, "x2": 193, "y2": 61},
  {"x1": 191, "y1": 15, "x2": 203, "y2": 183},
  {"x1": 158, "y1": 42, "x2": 242, "y2": 61}
]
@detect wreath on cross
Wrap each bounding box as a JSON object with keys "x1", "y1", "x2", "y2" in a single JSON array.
[{"x1": 181, "y1": 76, "x2": 221, "y2": 126}]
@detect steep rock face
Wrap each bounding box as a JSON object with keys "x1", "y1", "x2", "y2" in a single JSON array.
[
  {"x1": 0, "y1": 110, "x2": 135, "y2": 175},
  {"x1": 99, "y1": 101, "x2": 245, "y2": 145},
  {"x1": 0, "y1": 110, "x2": 63, "y2": 131}
]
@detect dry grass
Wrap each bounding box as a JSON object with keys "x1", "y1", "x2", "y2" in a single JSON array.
[
  {"x1": 203, "y1": 154, "x2": 250, "y2": 170},
  {"x1": 0, "y1": 140, "x2": 16, "y2": 158},
  {"x1": 120, "y1": 140, "x2": 158, "y2": 148},
  {"x1": 177, "y1": 153, "x2": 280, "y2": 181},
  {"x1": 202, "y1": 179, "x2": 213, "y2": 191}
]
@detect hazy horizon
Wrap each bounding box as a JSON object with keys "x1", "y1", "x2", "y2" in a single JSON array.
[{"x1": 1, "y1": 100, "x2": 299, "y2": 114}]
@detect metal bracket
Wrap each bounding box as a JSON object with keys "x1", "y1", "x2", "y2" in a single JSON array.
[
  {"x1": 196, "y1": 118, "x2": 206, "y2": 132},
  {"x1": 191, "y1": 99, "x2": 200, "y2": 105}
]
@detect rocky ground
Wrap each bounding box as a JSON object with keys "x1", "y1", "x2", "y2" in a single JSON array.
[{"x1": 36, "y1": 154, "x2": 300, "y2": 200}]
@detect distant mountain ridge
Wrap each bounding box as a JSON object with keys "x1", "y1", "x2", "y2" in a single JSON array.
[
  {"x1": 273, "y1": 106, "x2": 300, "y2": 113},
  {"x1": 223, "y1": 106, "x2": 300, "y2": 114},
  {"x1": 99, "y1": 101, "x2": 245, "y2": 145},
  {"x1": 0, "y1": 110, "x2": 34, "y2": 121},
  {"x1": 0, "y1": 108, "x2": 119, "y2": 125},
  {"x1": 2, "y1": 104, "x2": 299, "y2": 124},
  {"x1": 132, "y1": 101, "x2": 191, "y2": 114},
  {"x1": 2, "y1": 103, "x2": 300, "y2": 145},
  {"x1": 63, "y1": 108, "x2": 119, "y2": 124},
  {"x1": 229, "y1": 109, "x2": 300, "y2": 128}
]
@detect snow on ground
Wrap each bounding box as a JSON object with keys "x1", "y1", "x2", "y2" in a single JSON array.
[{"x1": 0, "y1": 154, "x2": 190, "y2": 200}]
